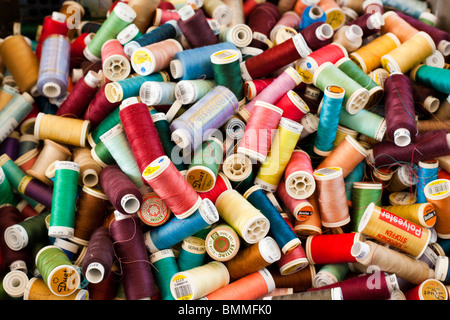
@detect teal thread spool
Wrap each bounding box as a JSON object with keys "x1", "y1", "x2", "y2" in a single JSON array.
[
  {"x1": 91, "y1": 140, "x2": 116, "y2": 168},
  {"x1": 150, "y1": 249, "x2": 179, "y2": 300},
  {"x1": 335, "y1": 57, "x2": 384, "y2": 110},
  {"x1": 0, "y1": 167, "x2": 16, "y2": 205},
  {"x1": 344, "y1": 160, "x2": 365, "y2": 207},
  {"x1": 87, "y1": 106, "x2": 121, "y2": 148},
  {"x1": 351, "y1": 182, "x2": 383, "y2": 232},
  {"x1": 0, "y1": 153, "x2": 27, "y2": 191},
  {"x1": 186, "y1": 137, "x2": 224, "y2": 193},
  {"x1": 410, "y1": 64, "x2": 450, "y2": 95},
  {"x1": 174, "y1": 79, "x2": 216, "y2": 105},
  {"x1": 313, "y1": 62, "x2": 370, "y2": 115},
  {"x1": 339, "y1": 108, "x2": 387, "y2": 142},
  {"x1": 314, "y1": 85, "x2": 345, "y2": 156},
  {"x1": 104, "y1": 71, "x2": 170, "y2": 103},
  {"x1": 177, "y1": 236, "x2": 206, "y2": 271},
  {"x1": 100, "y1": 123, "x2": 144, "y2": 188},
  {"x1": 48, "y1": 161, "x2": 80, "y2": 239},
  {"x1": 35, "y1": 245, "x2": 81, "y2": 296},
  {"x1": 84, "y1": 2, "x2": 137, "y2": 62},
  {"x1": 0, "y1": 93, "x2": 34, "y2": 144},
  {"x1": 139, "y1": 81, "x2": 177, "y2": 106},
  {"x1": 313, "y1": 263, "x2": 350, "y2": 288},
  {"x1": 210, "y1": 49, "x2": 245, "y2": 103},
  {"x1": 4, "y1": 211, "x2": 50, "y2": 251},
  {"x1": 152, "y1": 112, "x2": 187, "y2": 172}
]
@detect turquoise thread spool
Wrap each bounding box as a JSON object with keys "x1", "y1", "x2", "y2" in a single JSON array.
[
  {"x1": 150, "y1": 249, "x2": 180, "y2": 300},
  {"x1": 0, "y1": 93, "x2": 34, "y2": 145},
  {"x1": 0, "y1": 167, "x2": 16, "y2": 205},
  {"x1": 177, "y1": 236, "x2": 206, "y2": 271},
  {"x1": 48, "y1": 161, "x2": 80, "y2": 239},
  {"x1": 416, "y1": 160, "x2": 439, "y2": 204}
]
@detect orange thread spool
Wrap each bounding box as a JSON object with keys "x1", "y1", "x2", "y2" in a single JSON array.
[
  {"x1": 380, "y1": 11, "x2": 418, "y2": 43},
  {"x1": 14, "y1": 148, "x2": 39, "y2": 172},
  {"x1": 24, "y1": 277, "x2": 88, "y2": 300},
  {"x1": 424, "y1": 179, "x2": 450, "y2": 239},
  {"x1": 404, "y1": 279, "x2": 448, "y2": 300},
  {"x1": 293, "y1": 192, "x2": 322, "y2": 237}
]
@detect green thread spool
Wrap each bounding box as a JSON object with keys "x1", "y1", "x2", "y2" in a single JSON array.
[
  {"x1": 0, "y1": 167, "x2": 17, "y2": 205},
  {"x1": 150, "y1": 249, "x2": 179, "y2": 300},
  {"x1": 351, "y1": 182, "x2": 383, "y2": 232},
  {"x1": 177, "y1": 236, "x2": 206, "y2": 271},
  {"x1": 48, "y1": 161, "x2": 80, "y2": 239},
  {"x1": 84, "y1": 2, "x2": 137, "y2": 61},
  {"x1": 410, "y1": 64, "x2": 450, "y2": 96},
  {"x1": 313, "y1": 62, "x2": 370, "y2": 114},
  {"x1": 211, "y1": 49, "x2": 245, "y2": 103},
  {"x1": 339, "y1": 108, "x2": 387, "y2": 141},
  {"x1": 35, "y1": 245, "x2": 81, "y2": 296},
  {"x1": 91, "y1": 140, "x2": 116, "y2": 168},
  {"x1": 4, "y1": 211, "x2": 50, "y2": 251},
  {"x1": 336, "y1": 57, "x2": 384, "y2": 110},
  {"x1": 152, "y1": 112, "x2": 187, "y2": 172},
  {"x1": 186, "y1": 137, "x2": 224, "y2": 193},
  {"x1": 313, "y1": 263, "x2": 350, "y2": 288},
  {"x1": 0, "y1": 153, "x2": 27, "y2": 191},
  {"x1": 87, "y1": 106, "x2": 121, "y2": 148},
  {"x1": 174, "y1": 79, "x2": 216, "y2": 105}
]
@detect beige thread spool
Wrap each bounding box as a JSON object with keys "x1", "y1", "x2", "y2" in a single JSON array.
[
  {"x1": 424, "y1": 179, "x2": 450, "y2": 239},
  {"x1": 332, "y1": 24, "x2": 363, "y2": 52},
  {"x1": 223, "y1": 0, "x2": 245, "y2": 26},
  {"x1": 26, "y1": 139, "x2": 72, "y2": 185},
  {"x1": 357, "y1": 203, "x2": 431, "y2": 258},
  {"x1": 351, "y1": 240, "x2": 435, "y2": 285},
  {"x1": 388, "y1": 165, "x2": 417, "y2": 192},
  {"x1": 128, "y1": 0, "x2": 160, "y2": 33},
  {"x1": 72, "y1": 147, "x2": 102, "y2": 187}
]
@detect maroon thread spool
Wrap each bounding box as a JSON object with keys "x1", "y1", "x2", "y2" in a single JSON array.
[
  {"x1": 247, "y1": 2, "x2": 280, "y2": 50},
  {"x1": 83, "y1": 83, "x2": 121, "y2": 129},
  {"x1": 299, "y1": 21, "x2": 334, "y2": 51},
  {"x1": 177, "y1": 6, "x2": 218, "y2": 48}
]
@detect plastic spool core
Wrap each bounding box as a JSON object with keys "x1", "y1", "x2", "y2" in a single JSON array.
[
  {"x1": 85, "y1": 263, "x2": 105, "y2": 284},
  {"x1": 222, "y1": 153, "x2": 253, "y2": 184},
  {"x1": 42, "y1": 82, "x2": 61, "y2": 98},
  {"x1": 316, "y1": 23, "x2": 334, "y2": 40},
  {"x1": 285, "y1": 153, "x2": 315, "y2": 199}
]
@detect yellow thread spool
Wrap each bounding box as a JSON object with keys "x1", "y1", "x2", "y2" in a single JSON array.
[
  {"x1": 358, "y1": 203, "x2": 431, "y2": 258},
  {"x1": 34, "y1": 113, "x2": 90, "y2": 147},
  {"x1": 381, "y1": 31, "x2": 436, "y2": 74},
  {"x1": 382, "y1": 203, "x2": 436, "y2": 229},
  {"x1": 215, "y1": 189, "x2": 270, "y2": 244},
  {"x1": 349, "y1": 33, "x2": 401, "y2": 73}
]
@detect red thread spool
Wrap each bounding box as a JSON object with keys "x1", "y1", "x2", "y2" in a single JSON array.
[
  {"x1": 275, "y1": 90, "x2": 310, "y2": 122},
  {"x1": 153, "y1": 8, "x2": 180, "y2": 26},
  {"x1": 205, "y1": 268, "x2": 275, "y2": 300},
  {"x1": 142, "y1": 156, "x2": 202, "y2": 219},
  {"x1": 70, "y1": 33, "x2": 93, "y2": 68},
  {"x1": 83, "y1": 83, "x2": 121, "y2": 129},
  {"x1": 198, "y1": 172, "x2": 232, "y2": 204},
  {"x1": 109, "y1": 212, "x2": 157, "y2": 300},
  {"x1": 404, "y1": 279, "x2": 448, "y2": 300},
  {"x1": 296, "y1": 42, "x2": 347, "y2": 84},
  {"x1": 243, "y1": 0, "x2": 260, "y2": 18},
  {"x1": 56, "y1": 71, "x2": 101, "y2": 118},
  {"x1": 118, "y1": 100, "x2": 165, "y2": 173},
  {"x1": 237, "y1": 101, "x2": 283, "y2": 163},
  {"x1": 101, "y1": 39, "x2": 131, "y2": 82},
  {"x1": 177, "y1": 6, "x2": 218, "y2": 48},
  {"x1": 35, "y1": 12, "x2": 68, "y2": 59},
  {"x1": 305, "y1": 232, "x2": 364, "y2": 265},
  {"x1": 99, "y1": 165, "x2": 143, "y2": 215},
  {"x1": 277, "y1": 177, "x2": 314, "y2": 221},
  {"x1": 244, "y1": 78, "x2": 276, "y2": 100}
]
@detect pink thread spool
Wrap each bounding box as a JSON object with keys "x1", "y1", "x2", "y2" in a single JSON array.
[
  {"x1": 277, "y1": 176, "x2": 315, "y2": 221},
  {"x1": 101, "y1": 39, "x2": 131, "y2": 82},
  {"x1": 284, "y1": 149, "x2": 316, "y2": 199},
  {"x1": 275, "y1": 90, "x2": 310, "y2": 122},
  {"x1": 237, "y1": 101, "x2": 283, "y2": 163}
]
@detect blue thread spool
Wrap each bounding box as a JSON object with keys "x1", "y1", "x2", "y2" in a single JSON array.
[
  {"x1": 244, "y1": 185, "x2": 301, "y2": 254},
  {"x1": 139, "y1": 81, "x2": 177, "y2": 106},
  {"x1": 177, "y1": 236, "x2": 206, "y2": 271},
  {"x1": 144, "y1": 198, "x2": 219, "y2": 253},
  {"x1": 170, "y1": 42, "x2": 237, "y2": 81},
  {"x1": 299, "y1": 6, "x2": 326, "y2": 30},
  {"x1": 416, "y1": 160, "x2": 439, "y2": 204},
  {"x1": 314, "y1": 85, "x2": 345, "y2": 156}
]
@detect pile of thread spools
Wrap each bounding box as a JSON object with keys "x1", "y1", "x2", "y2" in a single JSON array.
[{"x1": 0, "y1": 0, "x2": 449, "y2": 301}]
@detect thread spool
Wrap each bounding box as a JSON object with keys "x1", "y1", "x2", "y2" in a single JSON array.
[
  {"x1": 314, "y1": 167, "x2": 350, "y2": 227},
  {"x1": 244, "y1": 78, "x2": 275, "y2": 101},
  {"x1": 4, "y1": 211, "x2": 49, "y2": 251},
  {"x1": 381, "y1": 11, "x2": 418, "y2": 43},
  {"x1": 2, "y1": 270, "x2": 29, "y2": 298},
  {"x1": 128, "y1": 0, "x2": 160, "y2": 33},
  {"x1": 84, "y1": 2, "x2": 137, "y2": 61},
  {"x1": 35, "y1": 12, "x2": 68, "y2": 58},
  {"x1": 150, "y1": 249, "x2": 179, "y2": 300},
  {"x1": 205, "y1": 223, "x2": 240, "y2": 261},
  {"x1": 271, "y1": 11, "x2": 301, "y2": 41},
  {"x1": 174, "y1": 80, "x2": 215, "y2": 105},
  {"x1": 352, "y1": 240, "x2": 434, "y2": 285},
  {"x1": 81, "y1": 226, "x2": 114, "y2": 284},
  {"x1": 358, "y1": 203, "x2": 431, "y2": 258},
  {"x1": 381, "y1": 31, "x2": 436, "y2": 74},
  {"x1": 424, "y1": 179, "x2": 450, "y2": 239},
  {"x1": 0, "y1": 36, "x2": 39, "y2": 95},
  {"x1": 23, "y1": 277, "x2": 87, "y2": 300},
  {"x1": 416, "y1": 160, "x2": 439, "y2": 204},
  {"x1": 203, "y1": 0, "x2": 234, "y2": 25},
  {"x1": 170, "y1": 261, "x2": 229, "y2": 300},
  {"x1": 13, "y1": 148, "x2": 38, "y2": 174},
  {"x1": 137, "y1": 192, "x2": 171, "y2": 227},
  {"x1": 381, "y1": 202, "x2": 436, "y2": 230},
  {"x1": 83, "y1": 83, "x2": 121, "y2": 129},
  {"x1": 131, "y1": 39, "x2": 183, "y2": 76},
  {"x1": 0, "y1": 167, "x2": 16, "y2": 206},
  {"x1": 267, "y1": 287, "x2": 342, "y2": 300},
  {"x1": 351, "y1": 182, "x2": 382, "y2": 231},
  {"x1": 277, "y1": 176, "x2": 315, "y2": 221},
  {"x1": 109, "y1": 212, "x2": 156, "y2": 300},
  {"x1": 318, "y1": 0, "x2": 345, "y2": 29},
  {"x1": 34, "y1": 113, "x2": 90, "y2": 147},
  {"x1": 223, "y1": 0, "x2": 245, "y2": 25},
  {"x1": 219, "y1": 24, "x2": 253, "y2": 48},
  {"x1": 35, "y1": 245, "x2": 80, "y2": 296},
  {"x1": 221, "y1": 153, "x2": 254, "y2": 193},
  {"x1": 144, "y1": 198, "x2": 219, "y2": 253},
  {"x1": 215, "y1": 189, "x2": 270, "y2": 244},
  {"x1": 198, "y1": 173, "x2": 232, "y2": 204},
  {"x1": 299, "y1": 5, "x2": 327, "y2": 30},
  {"x1": 100, "y1": 39, "x2": 131, "y2": 82},
  {"x1": 338, "y1": 108, "x2": 386, "y2": 141},
  {"x1": 305, "y1": 232, "x2": 363, "y2": 264},
  {"x1": 48, "y1": 161, "x2": 80, "y2": 239},
  {"x1": 171, "y1": 86, "x2": 239, "y2": 151},
  {"x1": 349, "y1": 12, "x2": 384, "y2": 37},
  {"x1": 72, "y1": 147, "x2": 102, "y2": 187},
  {"x1": 275, "y1": 90, "x2": 310, "y2": 122},
  {"x1": 350, "y1": 33, "x2": 401, "y2": 73},
  {"x1": 0, "y1": 93, "x2": 34, "y2": 145},
  {"x1": 410, "y1": 64, "x2": 450, "y2": 96},
  {"x1": 316, "y1": 135, "x2": 368, "y2": 177},
  {"x1": 177, "y1": 6, "x2": 218, "y2": 49},
  {"x1": 211, "y1": 49, "x2": 244, "y2": 102},
  {"x1": 116, "y1": 23, "x2": 143, "y2": 45},
  {"x1": 282, "y1": 149, "x2": 315, "y2": 199},
  {"x1": 313, "y1": 263, "x2": 349, "y2": 288},
  {"x1": 254, "y1": 117, "x2": 303, "y2": 191},
  {"x1": 405, "y1": 279, "x2": 448, "y2": 300},
  {"x1": 0, "y1": 85, "x2": 19, "y2": 111},
  {"x1": 140, "y1": 81, "x2": 177, "y2": 106},
  {"x1": 225, "y1": 236, "x2": 281, "y2": 281},
  {"x1": 177, "y1": 236, "x2": 206, "y2": 271}
]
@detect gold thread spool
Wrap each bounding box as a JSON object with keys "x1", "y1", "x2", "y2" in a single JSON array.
[
  {"x1": 381, "y1": 31, "x2": 436, "y2": 74},
  {"x1": 23, "y1": 277, "x2": 88, "y2": 300},
  {"x1": 318, "y1": 0, "x2": 345, "y2": 30},
  {"x1": 382, "y1": 203, "x2": 436, "y2": 229},
  {"x1": 380, "y1": 11, "x2": 419, "y2": 43},
  {"x1": 333, "y1": 125, "x2": 358, "y2": 148},
  {"x1": 388, "y1": 191, "x2": 417, "y2": 205},
  {"x1": 434, "y1": 95, "x2": 450, "y2": 121},
  {"x1": 34, "y1": 113, "x2": 90, "y2": 147},
  {"x1": 351, "y1": 240, "x2": 434, "y2": 285},
  {"x1": 0, "y1": 85, "x2": 19, "y2": 111},
  {"x1": 128, "y1": 0, "x2": 160, "y2": 33},
  {"x1": 424, "y1": 179, "x2": 450, "y2": 239},
  {"x1": 357, "y1": 203, "x2": 431, "y2": 258},
  {"x1": 293, "y1": 192, "x2": 322, "y2": 237},
  {"x1": 0, "y1": 36, "x2": 40, "y2": 95},
  {"x1": 26, "y1": 139, "x2": 72, "y2": 185},
  {"x1": 417, "y1": 120, "x2": 450, "y2": 134},
  {"x1": 215, "y1": 189, "x2": 270, "y2": 244},
  {"x1": 316, "y1": 135, "x2": 368, "y2": 178},
  {"x1": 72, "y1": 147, "x2": 102, "y2": 187},
  {"x1": 350, "y1": 33, "x2": 401, "y2": 73}
]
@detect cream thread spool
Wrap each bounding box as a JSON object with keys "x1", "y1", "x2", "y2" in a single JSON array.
[
  {"x1": 2, "y1": 270, "x2": 29, "y2": 298},
  {"x1": 26, "y1": 139, "x2": 72, "y2": 185},
  {"x1": 332, "y1": 24, "x2": 363, "y2": 52},
  {"x1": 389, "y1": 191, "x2": 417, "y2": 206}
]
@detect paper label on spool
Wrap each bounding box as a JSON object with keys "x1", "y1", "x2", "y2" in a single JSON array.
[
  {"x1": 186, "y1": 166, "x2": 215, "y2": 192},
  {"x1": 326, "y1": 9, "x2": 344, "y2": 30},
  {"x1": 138, "y1": 193, "x2": 170, "y2": 226},
  {"x1": 171, "y1": 274, "x2": 193, "y2": 300},
  {"x1": 253, "y1": 32, "x2": 267, "y2": 43},
  {"x1": 49, "y1": 266, "x2": 79, "y2": 296},
  {"x1": 0, "y1": 118, "x2": 18, "y2": 142},
  {"x1": 206, "y1": 228, "x2": 239, "y2": 260},
  {"x1": 379, "y1": 208, "x2": 424, "y2": 238},
  {"x1": 99, "y1": 124, "x2": 123, "y2": 143},
  {"x1": 132, "y1": 49, "x2": 152, "y2": 75},
  {"x1": 426, "y1": 180, "x2": 449, "y2": 197},
  {"x1": 418, "y1": 280, "x2": 447, "y2": 300},
  {"x1": 292, "y1": 34, "x2": 310, "y2": 58}
]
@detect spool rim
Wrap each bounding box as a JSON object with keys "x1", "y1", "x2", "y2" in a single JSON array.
[
  {"x1": 285, "y1": 171, "x2": 315, "y2": 199},
  {"x1": 222, "y1": 153, "x2": 253, "y2": 182},
  {"x1": 3, "y1": 270, "x2": 29, "y2": 298},
  {"x1": 85, "y1": 262, "x2": 105, "y2": 284},
  {"x1": 345, "y1": 87, "x2": 370, "y2": 114},
  {"x1": 4, "y1": 225, "x2": 27, "y2": 251}
]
